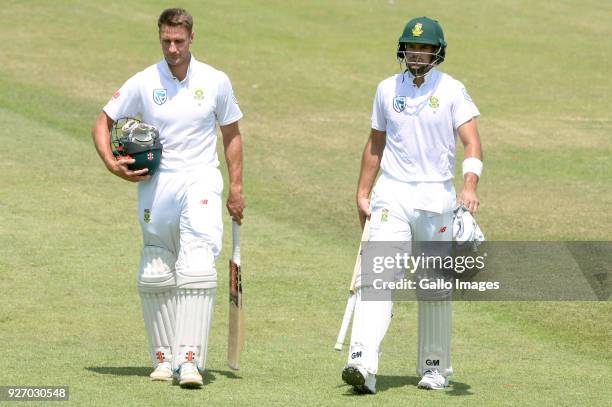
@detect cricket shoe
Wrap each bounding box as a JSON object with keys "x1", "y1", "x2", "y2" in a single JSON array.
[
  {"x1": 417, "y1": 369, "x2": 449, "y2": 390},
  {"x1": 150, "y1": 362, "x2": 173, "y2": 381},
  {"x1": 178, "y1": 362, "x2": 203, "y2": 388},
  {"x1": 342, "y1": 365, "x2": 376, "y2": 394}
]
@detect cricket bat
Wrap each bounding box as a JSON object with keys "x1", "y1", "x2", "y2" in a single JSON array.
[
  {"x1": 334, "y1": 218, "x2": 370, "y2": 351},
  {"x1": 228, "y1": 220, "x2": 245, "y2": 370}
]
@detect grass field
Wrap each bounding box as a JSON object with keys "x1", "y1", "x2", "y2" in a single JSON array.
[{"x1": 0, "y1": 0, "x2": 610, "y2": 406}]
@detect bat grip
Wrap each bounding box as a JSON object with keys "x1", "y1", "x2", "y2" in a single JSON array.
[{"x1": 232, "y1": 220, "x2": 241, "y2": 265}]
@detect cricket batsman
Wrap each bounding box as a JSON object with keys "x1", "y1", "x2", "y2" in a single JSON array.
[
  {"x1": 91, "y1": 8, "x2": 244, "y2": 388},
  {"x1": 342, "y1": 16, "x2": 483, "y2": 392}
]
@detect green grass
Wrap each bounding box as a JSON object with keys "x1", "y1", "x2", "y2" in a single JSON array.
[{"x1": 0, "y1": 0, "x2": 610, "y2": 406}]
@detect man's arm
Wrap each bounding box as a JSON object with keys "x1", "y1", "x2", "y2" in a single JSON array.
[
  {"x1": 356, "y1": 129, "x2": 386, "y2": 227},
  {"x1": 221, "y1": 121, "x2": 245, "y2": 224},
  {"x1": 457, "y1": 118, "x2": 482, "y2": 213},
  {"x1": 91, "y1": 111, "x2": 150, "y2": 182}
]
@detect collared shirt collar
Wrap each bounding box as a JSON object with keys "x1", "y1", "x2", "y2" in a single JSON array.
[
  {"x1": 160, "y1": 53, "x2": 196, "y2": 82},
  {"x1": 402, "y1": 67, "x2": 438, "y2": 88}
]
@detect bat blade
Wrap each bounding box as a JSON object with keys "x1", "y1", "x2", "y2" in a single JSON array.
[
  {"x1": 228, "y1": 221, "x2": 245, "y2": 370},
  {"x1": 334, "y1": 219, "x2": 370, "y2": 351},
  {"x1": 334, "y1": 293, "x2": 356, "y2": 351}
]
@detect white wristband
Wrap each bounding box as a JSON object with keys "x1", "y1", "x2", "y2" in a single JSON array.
[{"x1": 462, "y1": 157, "x2": 483, "y2": 178}]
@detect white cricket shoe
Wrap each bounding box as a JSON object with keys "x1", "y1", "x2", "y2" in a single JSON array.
[
  {"x1": 149, "y1": 362, "x2": 173, "y2": 381},
  {"x1": 418, "y1": 369, "x2": 449, "y2": 390},
  {"x1": 342, "y1": 365, "x2": 376, "y2": 394},
  {"x1": 178, "y1": 362, "x2": 203, "y2": 388}
]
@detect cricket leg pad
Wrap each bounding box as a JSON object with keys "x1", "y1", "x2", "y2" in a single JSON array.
[
  {"x1": 173, "y1": 287, "x2": 216, "y2": 372},
  {"x1": 138, "y1": 246, "x2": 177, "y2": 368},
  {"x1": 175, "y1": 240, "x2": 217, "y2": 289},
  {"x1": 346, "y1": 289, "x2": 393, "y2": 376},
  {"x1": 417, "y1": 300, "x2": 453, "y2": 377}
]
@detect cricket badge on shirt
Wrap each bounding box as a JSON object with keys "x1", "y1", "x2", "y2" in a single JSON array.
[
  {"x1": 193, "y1": 88, "x2": 205, "y2": 106},
  {"x1": 143, "y1": 209, "x2": 151, "y2": 223},
  {"x1": 429, "y1": 96, "x2": 440, "y2": 109},
  {"x1": 393, "y1": 96, "x2": 407, "y2": 113},
  {"x1": 153, "y1": 89, "x2": 167, "y2": 105},
  {"x1": 381, "y1": 208, "x2": 389, "y2": 222}
]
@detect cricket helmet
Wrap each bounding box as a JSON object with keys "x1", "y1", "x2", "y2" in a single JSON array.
[
  {"x1": 111, "y1": 118, "x2": 163, "y2": 176},
  {"x1": 397, "y1": 17, "x2": 447, "y2": 74}
]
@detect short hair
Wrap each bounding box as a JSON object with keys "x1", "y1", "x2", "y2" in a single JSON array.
[{"x1": 158, "y1": 8, "x2": 193, "y2": 34}]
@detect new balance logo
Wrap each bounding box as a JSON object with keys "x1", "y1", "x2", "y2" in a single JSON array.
[
  {"x1": 425, "y1": 359, "x2": 440, "y2": 366},
  {"x1": 351, "y1": 351, "x2": 362, "y2": 359}
]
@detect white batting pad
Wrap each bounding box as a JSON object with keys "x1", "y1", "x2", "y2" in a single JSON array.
[
  {"x1": 175, "y1": 241, "x2": 217, "y2": 289},
  {"x1": 138, "y1": 246, "x2": 176, "y2": 291},
  {"x1": 417, "y1": 300, "x2": 453, "y2": 377},
  {"x1": 138, "y1": 246, "x2": 177, "y2": 367},
  {"x1": 173, "y1": 288, "x2": 216, "y2": 371},
  {"x1": 346, "y1": 290, "x2": 393, "y2": 375},
  {"x1": 140, "y1": 291, "x2": 176, "y2": 367}
]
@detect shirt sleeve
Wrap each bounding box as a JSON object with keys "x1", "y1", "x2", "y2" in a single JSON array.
[
  {"x1": 103, "y1": 74, "x2": 143, "y2": 121},
  {"x1": 215, "y1": 72, "x2": 243, "y2": 126},
  {"x1": 452, "y1": 81, "x2": 480, "y2": 129},
  {"x1": 371, "y1": 82, "x2": 386, "y2": 131}
]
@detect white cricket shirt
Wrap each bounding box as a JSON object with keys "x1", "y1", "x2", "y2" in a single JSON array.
[
  {"x1": 104, "y1": 55, "x2": 243, "y2": 171},
  {"x1": 372, "y1": 68, "x2": 479, "y2": 183}
]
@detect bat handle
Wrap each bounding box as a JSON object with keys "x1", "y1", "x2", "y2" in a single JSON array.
[{"x1": 232, "y1": 219, "x2": 241, "y2": 265}]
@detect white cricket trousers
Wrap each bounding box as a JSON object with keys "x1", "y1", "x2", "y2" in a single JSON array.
[
  {"x1": 348, "y1": 173, "x2": 456, "y2": 377},
  {"x1": 137, "y1": 166, "x2": 224, "y2": 258}
]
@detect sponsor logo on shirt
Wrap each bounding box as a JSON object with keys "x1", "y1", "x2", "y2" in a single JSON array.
[
  {"x1": 153, "y1": 88, "x2": 167, "y2": 105},
  {"x1": 393, "y1": 96, "x2": 407, "y2": 113},
  {"x1": 144, "y1": 209, "x2": 151, "y2": 223},
  {"x1": 462, "y1": 88, "x2": 473, "y2": 102}
]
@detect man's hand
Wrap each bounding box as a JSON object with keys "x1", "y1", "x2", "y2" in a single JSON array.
[
  {"x1": 458, "y1": 174, "x2": 480, "y2": 213},
  {"x1": 356, "y1": 195, "x2": 371, "y2": 229},
  {"x1": 92, "y1": 111, "x2": 149, "y2": 182},
  {"x1": 227, "y1": 185, "x2": 245, "y2": 224},
  {"x1": 108, "y1": 156, "x2": 151, "y2": 182}
]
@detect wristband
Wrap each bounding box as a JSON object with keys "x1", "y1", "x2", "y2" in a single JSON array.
[{"x1": 462, "y1": 157, "x2": 483, "y2": 178}]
